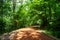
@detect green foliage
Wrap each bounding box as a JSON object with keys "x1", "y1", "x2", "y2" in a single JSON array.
[{"x1": 0, "y1": 0, "x2": 60, "y2": 38}]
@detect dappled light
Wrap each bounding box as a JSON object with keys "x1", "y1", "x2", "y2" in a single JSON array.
[{"x1": 0, "y1": 0, "x2": 60, "y2": 40}]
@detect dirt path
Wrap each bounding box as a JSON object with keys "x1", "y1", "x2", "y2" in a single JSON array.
[{"x1": 0, "y1": 27, "x2": 60, "y2": 40}]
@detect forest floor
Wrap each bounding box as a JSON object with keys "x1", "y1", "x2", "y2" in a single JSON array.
[{"x1": 0, "y1": 27, "x2": 60, "y2": 40}]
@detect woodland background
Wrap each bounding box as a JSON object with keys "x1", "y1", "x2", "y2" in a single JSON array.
[{"x1": 0, "y1": 0, "x2": 60, "y2": 38}]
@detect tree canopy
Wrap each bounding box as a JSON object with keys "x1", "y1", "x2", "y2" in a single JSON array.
[{"x1": 0, "y1": 0, "x2": 60, "y2": 38}]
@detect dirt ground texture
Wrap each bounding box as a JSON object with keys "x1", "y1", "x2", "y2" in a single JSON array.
[{"x1": 0, "y1": 27, "x2": 60, "y2": 40}]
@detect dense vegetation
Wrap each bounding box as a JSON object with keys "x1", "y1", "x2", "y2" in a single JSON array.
[{"x1": 0, "y1": 0, "x2": 60, "y2": 38}]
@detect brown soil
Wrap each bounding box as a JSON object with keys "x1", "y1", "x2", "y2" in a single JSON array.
[{"x1": 9, "y1": 27, "x2": 58, "y2": 40}]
